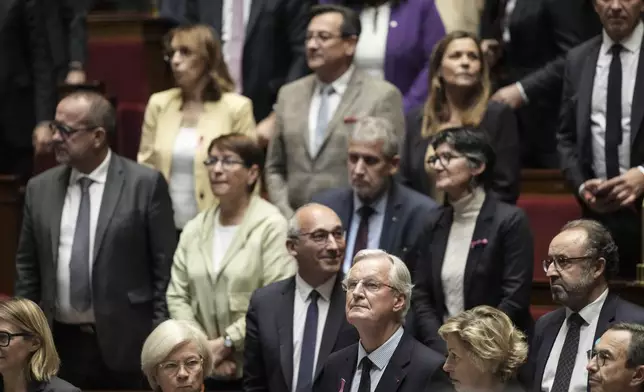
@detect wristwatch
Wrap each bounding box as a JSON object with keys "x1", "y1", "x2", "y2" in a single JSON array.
[{"x1": 224, "y1": 335, "x2": 234, "y2": 349}]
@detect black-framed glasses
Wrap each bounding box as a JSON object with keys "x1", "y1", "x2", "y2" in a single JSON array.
[
  {"x1": 542, "y1": 256, "x2": 594, "y2": 272},
  {"x1": 342, "y1": 278, "x2": 397, "y2": 294},
  {"x1": 203, "y1": 156, "x2": 246, "y2": 171},
  {"x1": 587, "y1": 349, "x2": 609, "y2": 367},
  {"x1": 426, "y1": 152, "x2": 465, "y2": 167},
  {"x1": 158, "y1": 356, "x2": 203, "y2": 377},
  {"x1": 49, "y1": 120, "x2": 99, "y2": 137},
  {"x1": 295, "y1": 229, "x2": 345, "y2": 245},
  {"x1": 0, "y1": 331, "x2": 32, "y2": 347}
]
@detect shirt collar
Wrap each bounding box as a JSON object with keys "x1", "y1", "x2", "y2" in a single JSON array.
[
  {"x1": 295, "y1": 273, "x2": 337, "y2": 302},
  {"x1": 69, "y1": 149, "x2": 112, "y2": 186},
  {"x1": 602, "y1": 21, "x2": 644, "y2": 54},
  {"x1": 353, "y1": 188, "x2": 388, "y2": 216},
  {"x1": 356, "y1": 326, "x2": 404, "y2": 371},
  {"x1": 565, "y1": 288, "x2": 609, "y2": 325},
  {"x1": 317, "y1": 65, "x2": 355, "y2": 96}
]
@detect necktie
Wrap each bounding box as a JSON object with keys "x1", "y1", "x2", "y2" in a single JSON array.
[
  {"x1": 352, "y1": 205, "x2": 375, "y2": 261},
  {"x1": 605, "y1": 44, "x2": 623, "y2": 179},
  {"x1": 313, "y1": 84, "x2": 335, "y2": 155},
  {"x1": 551, "y1": 313, "x2": 585, "y2": 392},
  {"x1": 229, "y1": 0, "x2": 245, "y2": 92},
  {"x1": 358, "y1": 357, "x2": 373, "y2": 392},
  {"x1": 70, "y1": 177, "x2": 93, "y2": 312},
  {"x1": 296, "y1": 290, "x2": 320, "y2": 391}
]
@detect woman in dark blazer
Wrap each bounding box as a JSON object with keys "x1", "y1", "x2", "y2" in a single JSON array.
[
  {"x1": 318, "y1": 0, "x2": 446, "y2": 112},
  {"x1": 399, "y1": 31, "x2": 520, "y2": 204},
  {"x1": 411, "y1": 128, "x2": 533, "y2": 355},
  {"x1": 0, "y1": 298, "x2": 78, "y2": 392}
]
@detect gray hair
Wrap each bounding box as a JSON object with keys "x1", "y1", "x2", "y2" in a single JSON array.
[
  {"x1": 63, "y1": 90, "x2": 116, "y2": 141},
  {"x1": 346, "y1": 249, "x2": 414, "y2": 321},
  {"x1": 141, "y1": 319, "x2": 213, "y2": 391},
  {"x1": 560, "y1": 219, "x2": 619, "y2": 279},
  {"x1": 349, "y1": 117, "x2": 400, "y2": 159}
]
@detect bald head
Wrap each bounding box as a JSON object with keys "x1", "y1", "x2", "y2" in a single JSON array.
[
  {"x1": 288, "y1": 203, "x2": 341, "y2": 237},
  {"x1": 60, "y1": 91, "x2": 116, "y2": 143}
]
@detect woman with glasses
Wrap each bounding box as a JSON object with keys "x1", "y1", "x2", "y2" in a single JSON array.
[
  {"x1": 399, "y1": 31, "x2": 520, "y2": 204},
  {"x1": 166, "y1": 133, "x2": 295, "y2": 389},
  {"x1": 137, "y1": 24, "x2": 256, "y2": 236},
  {"x1": 411, "y1": 127, "x2": 534, "y2": 355},
  {"x1": 141, "y1": 319, "x2": 212, "y2": 392},
  {"x1": 439, "y1": 305, "x2": 528, "y2": 392},
  {"x1": 0, "y1": 298, "x2": 78, "y2": 392}
]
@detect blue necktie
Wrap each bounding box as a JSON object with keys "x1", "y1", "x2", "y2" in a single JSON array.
[{"x1": 296, "y1": 290, "x2": 320, "y2": 391}]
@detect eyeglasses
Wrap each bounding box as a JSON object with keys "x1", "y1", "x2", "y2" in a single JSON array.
[
  {"x1": 342, "y1": 278, "x2": 397, "y2": 293},
  {"x1": 0, "y1": 331, "x2": 32, "y2": 347},
  {"x1": 587, "y1": 349, "x2": 609, "y2": 367},
  {"x1": 426, "y1": 152, "x2": 465, "y2": 167},
  {"x1": 542, "y1": 256, "x2": 594, "y2": 272},
  {"x1": 295, "y1": 229, "x2": 345, "y2": 245},
  {"x1": 158, "y1": 356, "x2": 203, "y2": 377},
  {"x1": 305, "y1": 32, "x2": 345, "y2": 44},
  {"x1": 203, "y1": 156, "x2": 246, "y2": 171},
  {"x1": 49, "y1": 120, "x2": 99, "y2": 137}
]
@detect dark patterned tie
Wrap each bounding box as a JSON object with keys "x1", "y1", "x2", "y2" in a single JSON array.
[
  {"x1": 605, "y1": 44, "x2": 623, "y2": 179},
  {"x1": 551, "y1": 313, "x2": 585, "y2": 392},
  {"x1": 70, "y1": 177, "x2": 93, "y2": 312},
  {"x1": 358, "y1": 357, "x2": 373, "y2": 392},
  {"x1": 296, "y1": 290, "x2": 320, "y2": 391},
  {"x1": 352, "y1": 205, "x2": 375, "y2": 262}
]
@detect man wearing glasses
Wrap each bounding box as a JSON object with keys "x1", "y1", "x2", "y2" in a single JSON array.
[
  {"x1": 244, "y1": 203, "x2": 359, "y2": 392},
  {"x1": 14, "y1": 91, "x2": 176, "y2": 389},
  {"x1": 523, "y1": 219, "x2": 644, "y2": 392}
]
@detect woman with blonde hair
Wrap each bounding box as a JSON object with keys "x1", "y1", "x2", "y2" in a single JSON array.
[
  {"x1": 439, "y1": 305, "x2": 528, "y2": 392},
  {"x1": 0, "y1": 298, "x2": 78, "y2": 392},
  {"x1": 138, "y1": 24, "x2": 257, "y2": 236},
  {"x1": 400, "y1": 30, "x2": 520, "y2": 204}
]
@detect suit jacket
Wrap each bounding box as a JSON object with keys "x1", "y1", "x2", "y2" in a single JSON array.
[
  {"x1": 185, "y1": 0, "x2": 312, "y2": 122},
  {"x1": 412, "y1": 193, "x2": 534, "y2": 354},
  {"x1": 320, "y1": 0, "x2": 445, "y2": 113},
  {"x1": 167, "y1": 195, "x2": 296, "y2": 377},
  {"x1": 137, "y1": 88, "x2": 257, "y2": 212},
  {"x1": 524, "y1": 292, "x2": 644, "y2": 392},
  {"x1": 243, "y1": 275, "x2": 359, "y2": 392},
  {"x1": 400, "y1": 101, "x2": 520, "y2": 204},
  {"x1": 558, "y1": 34, "x2": 644, "y2": 192},
  {"x1": 0, "y1": 0, "x2": 56, "y2": 147},
  {"x1": 266, "y1": 69, "x2": 405, "y2": 217},
  {"x1": 313, "y1": 331, "x2": 451, "y2": 392},
  {"x1": 311, "y1": 181, "x2": 438, "y2": 273},
  {"x1": 14, "y1": 153, "x2": 177, "y2": 373},
  {"x1": 0, "y1": 376, "x2": 80, "y2": 392}
]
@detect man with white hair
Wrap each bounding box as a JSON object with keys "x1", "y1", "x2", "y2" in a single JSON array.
[{"x1": 313, "y1": 249, "x2": 449, "y2": 392}]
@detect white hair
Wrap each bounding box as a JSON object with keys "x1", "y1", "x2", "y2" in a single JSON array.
[{"x1": 349, "y1": 117, "x2": 400, "y2": 158}]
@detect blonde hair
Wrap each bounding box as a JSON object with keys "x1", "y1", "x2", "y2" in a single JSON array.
[
  {"x1": 141, "y1": 320, "x2": 213, "y2": 391},
  {"x1": 0, "y1": 298, "x2": 60, "y2": 381},
  {"x1": 165, "y1": 24, "x2": 235, "y2": 101},
  {"x1": 422, "y1": 31, "x2": 491, "y2": 138},
  {"x1": 438, "y1": 305, "x2": 528, "y2": 382}
]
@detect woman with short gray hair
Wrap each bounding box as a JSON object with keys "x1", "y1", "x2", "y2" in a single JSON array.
[{"x1": 412, "y1": 127, "x2": 534, "y2": 354}]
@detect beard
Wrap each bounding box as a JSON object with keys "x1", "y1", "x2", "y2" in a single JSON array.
[{"x1": 550, "y1": 268, "x2": 595, "y2": 308}]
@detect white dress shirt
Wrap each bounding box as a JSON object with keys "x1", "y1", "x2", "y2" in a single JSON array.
[
  {"x1": 541, "y1": 289, "x2": 609, "y2": 392},
  {"x1": 169, "y1": 127, "x2": 200, "y2": 229},
  {"x1": 354, "y1": 4, "x2": 390, "y2": 79},
  {"x1": 221, "y1": 0, "x2": 253, "y2": 87},
  {"x1": 590, "y1": 22, "x2": 643, "y2": 179},
  {"x1": 343, "y1": 192, "x2": 388, "y2": 273},
  {"x1": 350, "y1": 326, "x2": 404, "y2": 392},
  {"x1": 502, "y1": 0, "x2": 517, "y2": 43},
  {"x1": 212, "y1": 210, "x2": 239, "y2": 274},
  {"x1": 308, "y1": 65, "x2": 355, "y2": 155},
  {"x1": 56, "y1": 150, "x2": 112, "y2": 324},
  {"x1": 292, "y1": 273, "x2": 336, "y2": 391}
]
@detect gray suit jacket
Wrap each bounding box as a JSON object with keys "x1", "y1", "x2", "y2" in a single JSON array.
[
  {"x1": 265, "y1": 69, "x2": 405, "y2": 217},
  {"x1": 14, "y1": 153, "x2": 176, "y2": 373}
]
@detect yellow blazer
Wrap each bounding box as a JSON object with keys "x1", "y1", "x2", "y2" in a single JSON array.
[
  {"x1": 166, "y1": 195, "x2": 296, "y2": 376},
  {"x1": 137, "y1": 88, "x2": 256, "y2": 211}
]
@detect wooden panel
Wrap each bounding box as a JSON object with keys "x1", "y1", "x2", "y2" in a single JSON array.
[
  {"x1": 520, "y1": 169, "x2": 571, "y2": 195},
  {"x1": 0, "y1": 176, "x2": 24, "y2": 296},
  {"x1": 531, "y1": 280, "x2": 644, "y2": 308}
]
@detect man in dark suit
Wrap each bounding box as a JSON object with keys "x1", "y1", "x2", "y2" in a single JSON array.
[
  {"x1": 185, "y1": 0, "x2": 312, "y2": 145},
  {"x1": 557, "y1": 0, "x2": 644, "y2": 279},
  {"x1": 14, "y1": 91, "x2": 177, "y2": 389},
  {"x1": 311, "y1": 116, "x2": 437, "y2": 275},
  {"x1": 524, "y1": 219, "x2": 644, "y2": 392},
  {"x1": 0, "y1": 0, "x2": 56, "y2": 178},
  {"x1": 243, "y1": 203, "x2": 359, "y2": 392}
]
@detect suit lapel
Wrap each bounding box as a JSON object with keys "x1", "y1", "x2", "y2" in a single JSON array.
[
  {"x1": 245, "y1": 0, "x2": 264, "y2": 39},
  {"x1": 197, "y1": 209, "x2": 217, "y2": 285},
  {"x1": 335, "y1": 189, "x2": 354, "y2": 231},
  {"x1": 374, "y1": 332, "x2": 412, "y2": 392},
  {"x1": 462, "y1": 195, "x2": 495, "y2": 297},
  {"x1": 315, "y1": 276, "x2": 347, "y2": 380},
  {"x1": 630, "y1": 38, "x2": 644, "y2": 142},
  {"x1": 430, "y1": 208, "x2": 453, "y2": 312},
  {"x1": 278, "y1": 278, "x2": 296, "y2": 391},
  {"x1": 50, "y1": 167, "x2": 71, "y2": 269},
  {"x1": 577, "y1": 39, "x2": 602, "y2": 153},
  {"x1": 299, "y1": 77, "x2": 317, "y2": 160},
  {"x1": 93, "y1": 155, "x2": 125, "y2": 262},
  {"x1": 535, "y1": 310, "x2": 567, "y2": 390},
  {"x1": 379, "y1": 182, "x2": 402, "y2": 253},
  {"x1": 594, "y1": 292, "x2": 618, "y2": 343}
]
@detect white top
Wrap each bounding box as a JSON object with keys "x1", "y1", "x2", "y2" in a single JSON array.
[
  {"x1": 502, "y1": 0, "x2": 517, "y2": 43},
  {"x1": 308, "y1": 65, "x2": 355, "y2": 155},
  {"x1": 56, "y1": 150, "x2": 112, "y2": 324},
  {"x1": 354, "y1": 4, "x2": 390, "y2": 80},
  {"x1": 170, "y1": 127, "x2": 200, "y2": 229},
  {"x1": 590, "y1": 22, "x2": 643, "y2": 179},
  {"x1": 350, "y1": 326, "x2": 404, "y2": 392},
  {"x1": 441, "y1": 187, "x2": 486, "y2": 319},
  {"x1": 541, "y1": 289, "x2": 609, "y2": 392},
  {"x1": 343, "y1": 192, "x2": 389, "y2": 273},
  {"x1": 212, "y1": 209, "x2": 240, "y2": 274},
  {"x1": 292, "y1": 273, "x2": 336, "y2": 391},
  {"x1": 221, "y1": 0, "x2": 252, "y2": 89}
]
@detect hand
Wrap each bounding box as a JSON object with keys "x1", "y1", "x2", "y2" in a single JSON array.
[
  {"x1": 65, "y1": 69, "x2": 86, "y2": 85},
  {"x1": 490, "y1": 84, "x2": 525, "y2": 109},
  {"x1": 595, "y1": 168, "x2": 644, "y2": 207},
  {"x1": 32, "y1": 121, "x2": 54, "y2": 155},
  {"x1": 212, "y1": 359, "x2": 237, "y2": 378},
  {"x1": 256, "y1": 112, "x2": 276, "y2": 148},
  {"x1": 207, "y1": 338, "x2": 232, "y2": 367},
  {"x1": 580, "y1": 178, "x2": 621, "y2": 213},
  {"x1": 481, "y1": 39, "x2": 502, "y2": 68}
]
